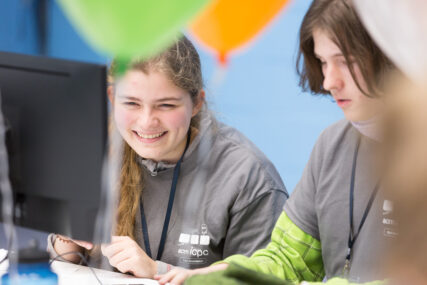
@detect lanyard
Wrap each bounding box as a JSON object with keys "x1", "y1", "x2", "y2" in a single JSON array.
[
  {"x1": 342, "y1": 135, "x2": 380, "y2": 277},
  {"x1": 140, "y1": 130, "x2": 191, "y2": 260}
]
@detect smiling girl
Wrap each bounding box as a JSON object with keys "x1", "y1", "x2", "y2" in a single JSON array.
[{"x1": 48, "y1": 36, "x2": 288, "y2": 278}]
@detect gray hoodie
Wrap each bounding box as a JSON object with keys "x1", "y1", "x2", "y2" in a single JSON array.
[{"x1": 137, "y1": 113, "x2": 288, "y2": 272}]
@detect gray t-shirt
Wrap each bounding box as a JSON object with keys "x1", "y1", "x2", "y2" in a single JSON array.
[
  {"x1": 284, "y1": 119, "x2": 396, "y2": 282},
  {"x1": 137, "y1": 114, "x2": 288, "y2": 270}
]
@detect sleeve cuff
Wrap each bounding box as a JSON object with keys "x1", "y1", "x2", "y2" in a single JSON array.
[{"x1": 155, "y1": 260, "x2": 173, "y2": 275}]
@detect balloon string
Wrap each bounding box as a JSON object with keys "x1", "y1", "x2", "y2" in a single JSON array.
[{"x1": 210, "y1": 60, "x2": 228, "y2": 92}]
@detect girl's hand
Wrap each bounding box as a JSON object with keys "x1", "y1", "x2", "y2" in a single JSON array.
[
  {"x1": 154, "y1": 263, "x2": 229, "y2": 285},
  {"x1": 101, "y1": 236, "x2": 157, "y2": 278},
  {"x1": 53, "y1": 235, "x2": 93, "y2": 263}
]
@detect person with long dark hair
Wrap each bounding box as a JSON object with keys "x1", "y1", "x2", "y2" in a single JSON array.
[{"x1": 157, "y1": 1, "x2": 396, "y2": 284}]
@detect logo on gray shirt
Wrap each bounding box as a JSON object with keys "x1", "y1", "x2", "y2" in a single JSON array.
[{"x1": 177, "y1": 224, "x2": 211, "y2": 265}]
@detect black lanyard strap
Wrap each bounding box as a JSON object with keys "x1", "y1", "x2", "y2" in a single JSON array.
[
  {"x1": 343, "y1": 135, "x2": 380, "y2": 276},
  {"x1": 140, "y1": 130, "x2": 191, "y2": 260}
]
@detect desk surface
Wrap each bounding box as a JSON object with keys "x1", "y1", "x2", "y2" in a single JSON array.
[{"x1": 0, "y1": 249, "x2": 158, "y2": 285}]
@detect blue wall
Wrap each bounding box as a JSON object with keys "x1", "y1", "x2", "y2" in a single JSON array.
[
  {"x1": 0, "y1": 0, "x2": 343, "y2": 248},
  {"x1": 0, "y1": 0, "x2": 39, "y2": 55}
]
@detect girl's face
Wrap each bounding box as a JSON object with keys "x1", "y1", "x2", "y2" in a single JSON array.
[
  {"x1": 110, "y1": 70, "x2": 202, "y2": 163},
  {"x1": 313, "y1": 29, "x2": 383, "y2": 121}
]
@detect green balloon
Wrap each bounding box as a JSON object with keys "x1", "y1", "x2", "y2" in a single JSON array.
[{"x1": 57, "y1": 0, "x2": 210, "y2": 59}]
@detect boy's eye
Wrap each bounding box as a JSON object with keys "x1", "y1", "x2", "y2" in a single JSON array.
[
  {"x1": 319, "y1": 61, "x2": 327, "y2": 70},
  {"x1": 317, "y1": 58, "x2": 326, "y2": 67},
  {"x1": 339, "y1": 59, "x2": 349, "y2": 65}
]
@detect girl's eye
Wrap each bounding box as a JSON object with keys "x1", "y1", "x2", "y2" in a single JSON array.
[
  {"x1": 123, "y1": 102, "x2": 139, "y2": 106},
  {"x1": 159, "y1": 104, "x2": 176, "y2": 108}
]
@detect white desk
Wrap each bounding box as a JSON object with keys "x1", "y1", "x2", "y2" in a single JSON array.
[{"x1": 0, "y1": 249, "x2": 158, "y2": 285}]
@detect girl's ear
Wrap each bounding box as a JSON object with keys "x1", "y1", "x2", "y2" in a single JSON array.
[
  {"x1": 192, "y1": 90, "x2": 205, "y2": 117},
  {"x1": 107, "y1": 85, "x2": 115, "y2": 106}
]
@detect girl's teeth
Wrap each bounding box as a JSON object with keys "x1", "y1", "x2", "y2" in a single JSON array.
[{"x1": 137, "y1": 132, "x2": 164, "y2": 139}]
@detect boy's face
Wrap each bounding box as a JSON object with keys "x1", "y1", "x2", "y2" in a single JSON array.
[{"x1": 313, "y1": 29, "x2": 383, "y2": 121}]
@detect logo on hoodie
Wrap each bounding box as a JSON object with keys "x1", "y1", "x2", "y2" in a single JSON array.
[
  {"x1": 382, "y1": 199, "x2": 398, "y2": 238},
  {"x1": 177, "y1": 224, "x2": 211, "y2": 264}
]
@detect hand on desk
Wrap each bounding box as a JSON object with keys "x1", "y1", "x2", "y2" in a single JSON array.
[
  {"x1": 101, "y1": 236, "x2": 157, "y2": 278},
  {"x1": 53, "y1": 234, "x2": 94, "y2": 263},
  {"x1": 154, "y1": 263, "x2": 229, "y2": 285}
]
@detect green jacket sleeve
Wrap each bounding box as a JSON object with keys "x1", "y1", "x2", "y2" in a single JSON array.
[
  {"x1": 217, "y1": 211, "x2": 324, "y2": 284},
  {"x1": 306, "y1": 277, "x2": 385, "y2": 285}
]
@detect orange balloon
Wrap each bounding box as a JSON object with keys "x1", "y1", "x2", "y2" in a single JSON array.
[{"x1": 190, "y1": 0, "x2": 290, "y2": 64}]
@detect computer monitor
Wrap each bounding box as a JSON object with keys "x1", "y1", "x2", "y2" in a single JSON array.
[{"x1": 0, "y1": 51, "x2": 108, "y2": 241}]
